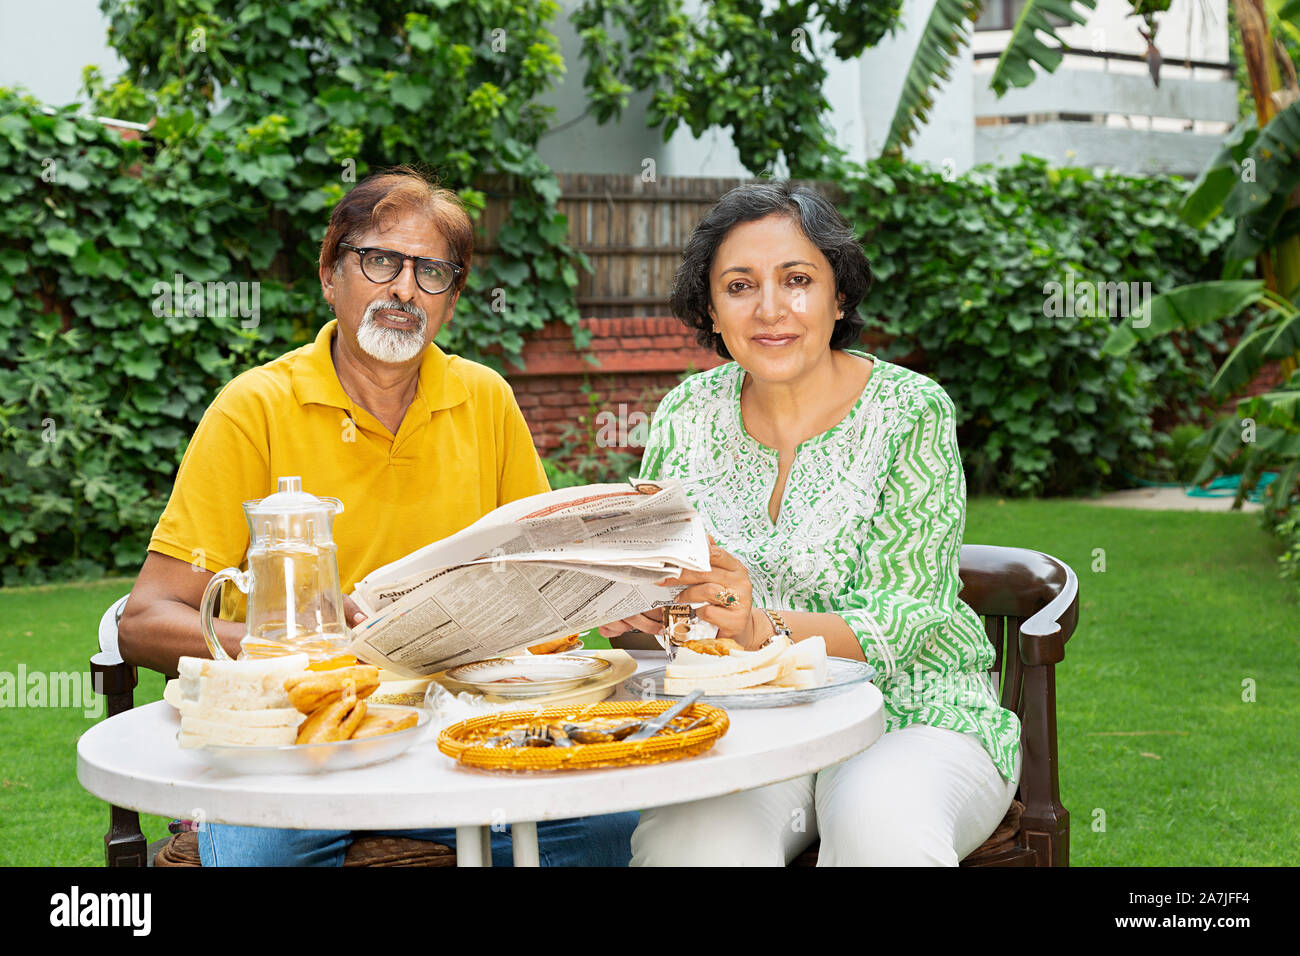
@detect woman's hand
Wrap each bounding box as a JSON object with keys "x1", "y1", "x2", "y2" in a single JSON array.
[
  {"x1": 663, "y1": 541, "x2": 768, "y2": 649},
  {"x1": 599, "y1": 539, "x2": 771, "y2": 650}
]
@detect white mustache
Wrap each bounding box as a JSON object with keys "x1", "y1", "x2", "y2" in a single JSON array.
[{"x1": 363, "y1": 298, "x2": 428, "y2": 327}]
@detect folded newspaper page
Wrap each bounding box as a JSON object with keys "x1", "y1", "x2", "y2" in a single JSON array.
[{"x1": 345, "y1": 478, "x2": 709, "y2": 677}]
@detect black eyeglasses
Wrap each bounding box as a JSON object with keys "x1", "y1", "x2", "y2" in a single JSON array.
[{"x1": 337, "y1": 242, "x2": 462, "y2": 295}]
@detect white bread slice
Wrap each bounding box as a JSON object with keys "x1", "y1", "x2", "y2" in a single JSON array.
[
  {"x1": 178, "y1": 718, "x2": 299, "y2": 748},
  {"x1": 769, "y1": 668, "x2": 821, "y2": 689},
  {"x1": 769, "y1": 636, "x2": 829, "y2": 689},
  {"x1": 163, "y1": 679, "x2": 184, "y2": 709},
  {"x1": 664, "y1": 659, "x2": 783, "y2": 695},
  {"x1": 176, "y1": 654, "x2": 308, "y2": 709},
  {"x1": 666, "y1": 636, "x2": 790, "y2": 678},
  {"x1": 177, "y1": 699, "x2": 306, "y2": 728},
  {"x1": 774, "y1": 647, "x2": 798, "y2": 683},
  {"x1": 791, "y1": 635, "x2": 828, "y2": 673}
]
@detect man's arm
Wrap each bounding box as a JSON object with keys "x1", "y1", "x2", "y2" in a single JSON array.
[
  {"x1": 119, "y1": 551, "x2": 371, "y2": 676},
  {"x1": 117, "y1": 551, "x2": 245, "y2": 676}
]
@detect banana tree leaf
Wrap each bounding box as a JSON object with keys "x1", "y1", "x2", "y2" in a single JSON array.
[
  {"x1": 1238, "y1": 384, "x2": 1300, "y2": 430},
  {"x1": 1100, "y1": 280, "x2": 1267, "y2": 355},
  {"x1": 1209, "y1": 319, "x2": 1283, "y2": 399},
  {"x1": 884, "y1": 0, "x2": 982, "y2": 152},
  {"x1": 1255, "y1": 427, "x2": 1300, "y2": 457},
  {"x1": 1179, "y1": 116, "x2": 1258, "y2": 229},
  {"x1": 1191, "y1": 416, "x2": 1248, "y2": 485},
  {"x1": 1274, "y1": 0, "x2": 1300, "y2": 44},
  {"x1": 1224, "y1": 191, "x2": 1291, "y2": 262},
  {"x1": 1223, "y1": 99, "x2": 1300, "y2": 218},
  {"x1": 1268, "y1": 455, "x2": 1300, "y2": 509},
  {"x1": 1269, "y1": 204, "x2": 1300, "y2": 250},
  {"x1": 988, "y1": 0, "x2": 1097, "y2": 95},
  {"x1": 1260, "y1": 308, "x2": 1300, "y2": 359}
]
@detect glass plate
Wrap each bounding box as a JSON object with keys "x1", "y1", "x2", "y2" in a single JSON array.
[
  {"x1": 623, "y1": 658, "x2": 876, "y2": 708},
  {"x1": 180, "y1": 705, "x2": 430, "y2": 775}
]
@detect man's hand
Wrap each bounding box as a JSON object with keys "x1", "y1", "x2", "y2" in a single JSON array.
[
  {"x1": 343, "y1": 594, "x2": 368, "y2": 629},
  {"x1": 598, "y1": 607, "x2": 665, "y2": 639}
]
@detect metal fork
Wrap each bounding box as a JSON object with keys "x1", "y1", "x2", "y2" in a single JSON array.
[
  {"x1": 522, "y1": 724, "x2": 554, "y2": 747},
  {"x1": 626, "y1": 689, "x2": 704, "y2": 741}
]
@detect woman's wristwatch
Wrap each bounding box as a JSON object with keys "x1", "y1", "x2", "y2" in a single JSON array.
[{"x1": 758, "y1": 607, "x2": 791, "y2": 645}]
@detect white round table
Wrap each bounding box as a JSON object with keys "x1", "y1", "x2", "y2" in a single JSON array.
[{"x1": 77, "y1": 651, "x2": 884, "y2": 866}]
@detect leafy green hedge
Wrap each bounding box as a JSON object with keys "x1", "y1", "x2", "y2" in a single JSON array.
[
  {"x1": 1, "y1": 0, "x2": 591, "y2": 586},
  {"x1": 845, "y1": 157, "x2": 1232, "y2": 496}
]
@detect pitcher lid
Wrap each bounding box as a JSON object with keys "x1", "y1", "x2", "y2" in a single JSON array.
[{"x1": 247, "y1": 477, "x2": 343, "y2": 516}]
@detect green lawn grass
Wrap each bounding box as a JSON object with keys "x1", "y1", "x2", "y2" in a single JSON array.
[{"x1": 2, "y1": 498, "x2": 1296, "y2": 866}]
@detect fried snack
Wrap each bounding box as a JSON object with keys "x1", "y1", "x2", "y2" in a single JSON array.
[
  {"x1": 680, "y1": 638, "x2": 744, "y2": 656},
  {"x1": 307, "y1": 654, "x2": 359, "y2": 672},
  {"x1": 284, "y1": 665, "x2": 379, "y2": 714},
  {"x1": 295, "y1": 684, "x2": 367, "y2": 744},
  {"x1": 527, "y1": 633, "x2": 582, "y2": 655},
  {"x1": 351, "y1": 711, "x2": 419, "y2": 739}
]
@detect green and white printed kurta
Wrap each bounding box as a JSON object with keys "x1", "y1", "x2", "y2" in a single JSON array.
[{"x1": 639, "y1": 350, "x2": 1021, "y2": 781}]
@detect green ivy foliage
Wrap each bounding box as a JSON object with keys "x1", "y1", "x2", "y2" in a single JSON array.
[
  {"x1": 93, "y1": 0, "x2": 586, "y2": 368},
  {"x1": 2, "y1": 0, "x2": 590, "y2": 584},
  {"x1": 0, "y1": 93, "x2": 266, "y2": 583},
  {"x1": 843, "y1": 157, "x2": 1231, "y2": 496}
]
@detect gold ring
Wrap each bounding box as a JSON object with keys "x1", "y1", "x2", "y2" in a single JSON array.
[{"x1": 715, "y1": 589, "x2": 738, "y2": 607}]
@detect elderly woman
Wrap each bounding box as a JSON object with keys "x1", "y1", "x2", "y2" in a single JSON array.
[{"x1": 599, "y1": 182, "x2": 1022, "y2": 866}]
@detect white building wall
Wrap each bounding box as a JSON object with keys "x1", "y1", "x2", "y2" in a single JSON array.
[{"x1": 0, "y1": 0, "x2": 125, "y2": 106}]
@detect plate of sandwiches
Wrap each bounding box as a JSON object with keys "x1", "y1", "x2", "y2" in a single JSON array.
[
  {"x1": 625, "y1": 635, "x2": 876, "y2": 708},
  {"x1": 165, "y1": 654, "x2": 431, "y2": 774}
]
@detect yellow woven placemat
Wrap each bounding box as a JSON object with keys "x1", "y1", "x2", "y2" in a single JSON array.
[{"x1": 437, "y1": 699, "x2": 728, "y2": 771}]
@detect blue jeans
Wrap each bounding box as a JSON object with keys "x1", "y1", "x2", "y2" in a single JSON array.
[{"x1": 197, "y1": 813, "x2": 638, "y2": 867}]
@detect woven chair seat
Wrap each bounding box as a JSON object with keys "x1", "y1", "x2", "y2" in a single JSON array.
[
  {"x1": 152, "y1": 831, "x2": 456, "y2": 867},
  {"x1": 787, "y1": 799, "x2": 1027, "y2": 867}
]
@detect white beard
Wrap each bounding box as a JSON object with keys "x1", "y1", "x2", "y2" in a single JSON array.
[{"x1": 355, "y1": 301, "x2": 428, "y2": 364}]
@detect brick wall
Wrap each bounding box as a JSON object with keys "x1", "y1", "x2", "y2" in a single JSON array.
[
  {"x1": 507, "y1": 313, "x2": 1288, "y2": 464},
  {"x1": 504, "y1": 316, "x2": 725, "y2": 456}
]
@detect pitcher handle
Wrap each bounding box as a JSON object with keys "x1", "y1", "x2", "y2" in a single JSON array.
[{"x1": 200, "y1": 568, "x2": 250, "y2": 661}]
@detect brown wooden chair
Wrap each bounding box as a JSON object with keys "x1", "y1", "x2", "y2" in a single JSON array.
[{"x1": 609, "y1": 543, "x2": 1079, "y2": 867}]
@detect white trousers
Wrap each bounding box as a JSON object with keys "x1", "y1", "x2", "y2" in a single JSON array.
[{"x1": 631, "y1": 723, "x2": 1021, "y2": 866}]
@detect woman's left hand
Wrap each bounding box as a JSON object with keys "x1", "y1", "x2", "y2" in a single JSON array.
[{"x1": 657, "y1": 539, "x2": 769, "y2": 650}]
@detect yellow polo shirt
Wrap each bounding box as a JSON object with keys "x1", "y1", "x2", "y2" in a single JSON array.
[{"x1": 149, "y1": 320, "x2": 549, "y2": 620}]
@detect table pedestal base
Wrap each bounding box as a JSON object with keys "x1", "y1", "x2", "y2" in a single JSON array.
[{"x1": 453, "y1": 823, "x2": 539, "y2": 867}]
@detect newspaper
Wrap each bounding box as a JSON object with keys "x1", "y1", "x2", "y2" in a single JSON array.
[{"x1": 345, "y1": 478, "x2": 708, "y2": 677}]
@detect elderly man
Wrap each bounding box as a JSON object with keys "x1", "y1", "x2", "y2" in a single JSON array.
[{"x1": 118, "y1": 167, "x2": 637, "y2": 866}]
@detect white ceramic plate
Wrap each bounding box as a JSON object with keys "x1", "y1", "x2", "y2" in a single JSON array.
[
  {"x1": 179, "y1": 705, "x2": 430, "y2": 775},
  {"x1": 624, "y1": 658, "x2": 877, "y2": 708},
  {"x1": 444, "y1": 654, "x2": 611, "y2": 698}
]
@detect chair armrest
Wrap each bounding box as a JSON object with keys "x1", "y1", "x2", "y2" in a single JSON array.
[
  {"x1": 90, "y1": 653, "x2": 138, "y2": 719},
  {"x1": 1017, "y1": 557, "x2": 1078, "y2": 667},
  {"x1": 92, "y1": 595, "x2": 138, "y2": 719}
]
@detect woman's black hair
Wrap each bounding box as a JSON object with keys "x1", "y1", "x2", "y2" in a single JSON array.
[{"x1": 669, "y1": 181, "x2": 872, "y2": 359}]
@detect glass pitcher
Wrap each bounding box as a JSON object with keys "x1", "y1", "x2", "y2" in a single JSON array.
[{"x1": 200, "y1": 476, "x2": 351, "y2": 662}]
